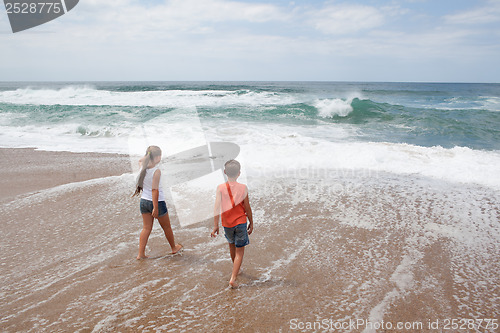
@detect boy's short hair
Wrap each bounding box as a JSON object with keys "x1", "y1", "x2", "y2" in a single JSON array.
[{"x1": 224, "y1": 160, "x2": 241, "y2": 178}]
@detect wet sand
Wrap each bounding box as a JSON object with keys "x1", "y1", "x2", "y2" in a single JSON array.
[
  {"x1": 0, "y1": 148, "x2": 132, "y2": 202},
  {"x1": 0, "y1": 148, "x2": 499, "y2": 332}
]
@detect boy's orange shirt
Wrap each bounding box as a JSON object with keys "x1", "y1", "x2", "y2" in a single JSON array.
[{"x1": 219, "y1": 181, "x2": 248, "y2": 228}]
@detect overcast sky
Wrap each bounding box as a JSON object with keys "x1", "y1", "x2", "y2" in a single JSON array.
[{"x1": 1, "y1": 0, "x2": 499, "y2": 82}]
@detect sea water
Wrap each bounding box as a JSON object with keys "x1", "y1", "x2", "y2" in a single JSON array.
[{"x1": 0, "y1": 81, "x2": 499, "y2": 188}]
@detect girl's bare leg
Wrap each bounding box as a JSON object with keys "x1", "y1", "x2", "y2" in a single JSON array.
[
  {"x1": 137, "y1": 213, "x2": 154, "y2": 259},
  {"x1": 157, "y1": 214, "x2": 183, "y2": 254}
]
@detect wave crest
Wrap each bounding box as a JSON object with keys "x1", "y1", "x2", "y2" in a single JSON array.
[
  {"x1": 314, "y1": 98, "x2": 354, "y2": 117},
  {"x1": 0, "y1": 86, "x2": 297, "y2": 107}
]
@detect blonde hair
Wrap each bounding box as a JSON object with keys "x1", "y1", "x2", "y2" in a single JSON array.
[{"x1": 133, "y1": 145, "x2": 162, "y2": 197}]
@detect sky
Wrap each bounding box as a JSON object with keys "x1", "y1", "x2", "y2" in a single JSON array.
[{"x1": 0, "y1": 0, "x2": 499, "y2": 82}]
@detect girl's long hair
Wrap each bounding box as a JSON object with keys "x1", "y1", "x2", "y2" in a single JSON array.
[{"x1": 133, "y1": 145, "x2": 161, "y2": 197}]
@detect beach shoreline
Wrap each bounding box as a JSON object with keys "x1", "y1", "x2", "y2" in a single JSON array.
[
  {"x1": 0, "y1": 148, "x2": 499, "y2": 332},
  {"x1": 0, "y1": 148, "x2": 132, "y2": 202}
]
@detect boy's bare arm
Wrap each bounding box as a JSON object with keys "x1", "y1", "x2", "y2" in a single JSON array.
[
  {"x1": 211, "y1": 186, "x2": 221, "y2": 237},
  {"x1": 243, "y1": 193, "x2": 253, "y2": 235}
]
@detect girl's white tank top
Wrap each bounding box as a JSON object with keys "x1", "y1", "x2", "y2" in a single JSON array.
[{"x1": 141, "y1": 166, "x2": 165, "y2": 201}]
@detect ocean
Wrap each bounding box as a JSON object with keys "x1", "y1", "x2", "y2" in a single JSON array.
[
  {"x1": 0, "y1": 81, "x2": 499, "y2": 187},
  {"x1": 0, "y1": 81, "x2": 499, "y2": 332}
]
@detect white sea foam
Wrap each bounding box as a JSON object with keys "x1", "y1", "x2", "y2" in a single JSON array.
[
  {"x1": 0, "y1": 112, "x2": 27, "y2": 125},
  {"x1": 314, "y1": 98, "x2": 354, "y2": 117},
  {"x1": 256, "y1": 241, "x2": 308, "y2": 283},
  {"x1": 418, "y1": 95, "x2": 500, "y2": 111},
  {"x1": 0, "y1": 86, "x2": 298, "y2": 107},
  {"x1": 216, "y1": 123, "x2": 500, "y2": 190},
  {"x1": 2, "y1": 111, "x2": 499, "y2": 190},
  {"x1": 481, "y1": 96, "x2": 500, "y2": 111},
  {"x1": 0, "y1": 85, "x2": 498, "y2": 191},
  {"x1": 0, "y1": 123, "x2": 130, "y2": 154}
]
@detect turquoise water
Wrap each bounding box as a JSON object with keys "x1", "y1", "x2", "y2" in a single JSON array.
[
  {"x1": 0, "y1": 81, "x2": 499, "y2": 189},
  {"x1": 1, "y1": 81, "x2": 498, "y2": 150}
]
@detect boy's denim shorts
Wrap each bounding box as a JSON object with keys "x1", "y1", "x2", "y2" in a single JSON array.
[
  {"x1": 140, "y1": 199, "x2": 168, "y2": 217},
  {"x1": 224, "y1": 223, "x2": 249, "y2": 248}
]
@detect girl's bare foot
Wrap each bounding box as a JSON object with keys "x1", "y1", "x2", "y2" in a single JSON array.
[
  {"x1": 229, "y1": 279, "x2": 238, "y2": 289},
  {"x1": 171, "y1": 244, "x2": 183, "y2": 254},
  {"x1": 136, "y1": 255, "x2": 149, "y2": 260}
]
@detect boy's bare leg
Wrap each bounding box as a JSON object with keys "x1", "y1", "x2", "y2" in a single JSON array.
[
  {"x1": 229, "y1": 246, "x2": 245, "y2": 288},
  {"x1": 137, "y1": 214, "x2": 154, "y2": 259},
  {"x1": 228, "y1": 243, "x2": 244, "y2": 275},
  {"x1": 229, "y1": 243, "x2": 236, "y2": 262},
  {"x1": 158, "y1": 214, "x2": 183, "y2": 254}
]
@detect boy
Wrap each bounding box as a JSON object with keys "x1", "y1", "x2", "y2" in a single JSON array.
[{"x1": 211, "y1": 160, "x2": 253, "y2": 288}]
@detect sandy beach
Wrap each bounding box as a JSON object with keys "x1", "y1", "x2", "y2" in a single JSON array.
[
  {"x1": 0, "y1": 148, "x2": 133, "y2": 202},
  {"x1": 1, "y1": 148, "x2": 499, "y2": 332}
]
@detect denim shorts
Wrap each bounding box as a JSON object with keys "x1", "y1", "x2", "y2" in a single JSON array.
[
  {"x1": 140, "y1": 199, "x2": 168, "y2": 217},
  {"x1": 224, "y1": 223, "x2": 249, "y2": 248}
]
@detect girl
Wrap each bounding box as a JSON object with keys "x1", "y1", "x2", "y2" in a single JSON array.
[{"x1": 133, "y1": 145, "x2": 182, "y2": 259}]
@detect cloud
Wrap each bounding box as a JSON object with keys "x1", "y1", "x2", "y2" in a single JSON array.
[
  {"x1": 75, "y1": 0, "x2": 288, "y2": 35},
  {"x1": 160, "y1": 0, "x2": 288, "y2": 24},
  {"x1": 2, "y1": 0, "x2": 499, "y2": 81},
  {"x1": 444, "y1": 1, "x2": 500, "y2": 25},
  {"x1": 307, "y1": 4, "x2": 384, "y2": 35}
]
